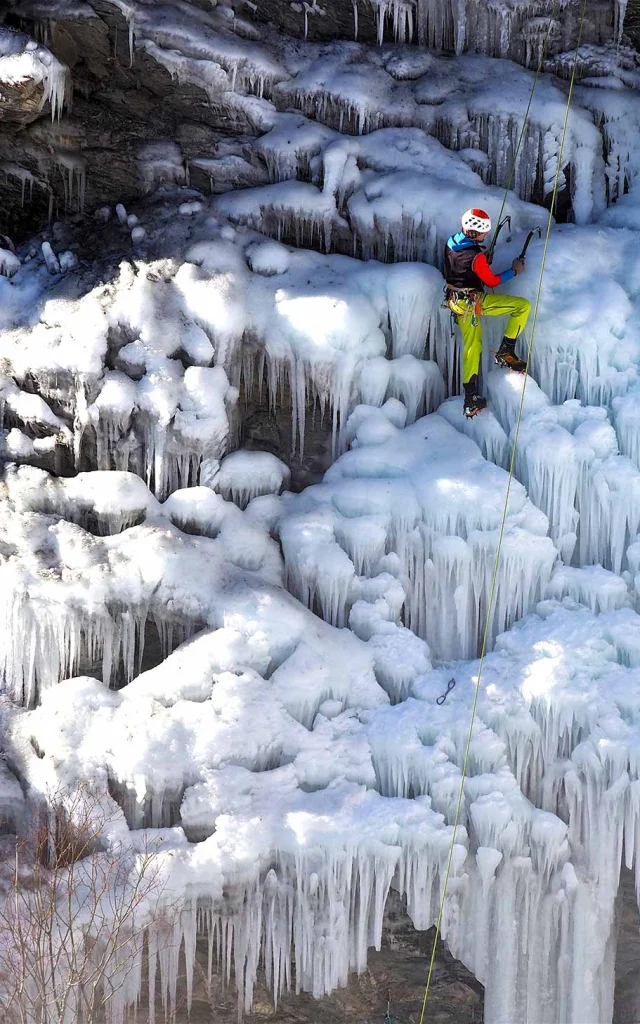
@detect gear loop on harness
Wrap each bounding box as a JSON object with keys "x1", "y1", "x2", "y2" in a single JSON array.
[{"x1": 442, "y1": 285, "x2": 483, "y2": 326}]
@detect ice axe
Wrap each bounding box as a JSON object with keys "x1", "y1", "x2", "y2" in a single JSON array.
[
  {"x1": 486, "y1": 215, "x2": 511, "y2": 265},
  {"x1": 518, "y1": 226, "x2": 542, "y2": 261}
]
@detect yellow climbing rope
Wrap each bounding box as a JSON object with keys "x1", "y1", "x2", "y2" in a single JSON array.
[{"x1": 418, "y1": 1, "x2": 589, "y2": 1018}]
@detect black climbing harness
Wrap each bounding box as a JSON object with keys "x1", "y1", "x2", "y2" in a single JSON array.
[{"x1": 436, "y1": 678, "x2": 456, "y2": 705}]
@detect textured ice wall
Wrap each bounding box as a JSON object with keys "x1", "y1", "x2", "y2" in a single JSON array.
[
  {"x1": 4, "y1": 0, "x2": 636, "y2": 256},
  {"x1": 241, "y1": 121, "x2": 542, "y2": 263},
  {"x1": 3, "y1": 205, "x2": 640, "y2": 604},
  {"x1": 0, "y1": 466, "x2": 285, "y2": 704},
  {"x1": 406, "y1": 0, "x2": 617, "y2": 62},
  {"x1": 121, "y1": 0, "x2": 620, "y2": 62},
  {"x1": 412, "y1": 603, "x2": 640, "y2": 1023},
  {"x1": 271, "y1": 48, "x2": 605, "y2": 223},
  {"x1": 0, "y1": 464, "x2": 429, "y2": 710},
  {"x1": 517, "y1": 227, "x2": 640, "y2": 407},
  {"x1": 280, "y1": 407, "x2": 558, "y2": 659},
  {"x1": 8, "y1": 597, "x2": 640, "y2": 1023},
  {"x1": 576, "y1": 81, "x2": 640, "y2": 204},
  {"x1": 11, "y1": 199, "x2": 640, "y2": 495},
  {"x1": 0, "y1": 212, "x2": 449, "y2": 475},
  {"x1": 482, "y1": 381, "x2": 640, "y2": 573},
  {"x1": 1, "y1": 5, "x2": 640, "y2": 1021}
]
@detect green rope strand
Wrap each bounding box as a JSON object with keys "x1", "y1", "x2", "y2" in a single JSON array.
[{"x1": 418, "y1": 2, "x2": 589, "y2": 1019}]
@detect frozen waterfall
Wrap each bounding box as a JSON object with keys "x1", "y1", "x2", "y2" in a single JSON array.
[{"x1": 3, "y1": 1, "x2": 640, "y2": 1022}]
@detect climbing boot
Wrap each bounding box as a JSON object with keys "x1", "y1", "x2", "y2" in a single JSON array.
[
  {"x1": 463, "y1": 376, "x2": 487, "y2": 419},
  {"x1": 495, "y1": 336, "x2": 527, "y2": 373}
]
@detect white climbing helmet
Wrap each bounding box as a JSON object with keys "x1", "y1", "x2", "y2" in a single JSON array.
[{"x1": 461, "y1": 208, "x2": 492, "y2": 234}]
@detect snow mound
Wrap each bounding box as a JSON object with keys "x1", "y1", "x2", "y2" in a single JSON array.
[
  {"x1": 0, "y1": 466, "x2": 283, "y2": 705},
  {"x1": 438, "y1": 394, "x2": 510, "y2": 469},
  {"x1": 212, "y1": 450, "x2": 291, "y2": 507}
]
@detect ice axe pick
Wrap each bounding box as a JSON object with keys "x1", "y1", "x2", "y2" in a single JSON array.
[
  {"x1": 519, "y1": 226, "x2": 542, "y2": 260},
  {"x1": 486, "y1": 215, "x2": 512, "y2": 265}
]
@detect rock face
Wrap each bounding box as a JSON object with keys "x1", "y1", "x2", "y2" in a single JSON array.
[
  {"x1": 0, "y1": 64, "x2": 49, "y2": 127},
  {"x1": 625, "y1": 0, "x2": 640, "y2": 49},
  {"x1": 251, "y1": 0, "x2": 615, "y2": 55},
  {"x1": 613, "y1": 869, "x2": 640, "y2": 1024},
  {"x1": 250, "y1": 0, "x2": 381, "y2": 43},
  {"x1": 0, "y1": 0, "x2": 635, "y2": 243},
  {"x1": 0, "y1": 1, "x2": 272, "y2": 240}
]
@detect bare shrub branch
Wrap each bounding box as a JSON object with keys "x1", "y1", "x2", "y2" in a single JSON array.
[{"x1": 0, "y1": 784, "x2": 179, "y2": 1024}]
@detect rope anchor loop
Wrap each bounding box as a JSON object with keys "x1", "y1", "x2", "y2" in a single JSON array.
[
  {"x1": 384, "y1": 988, "x2": 394, "y2": 1023},
  {"x1": 436, "y1": 678, "x2": 456, "y2": 705}
]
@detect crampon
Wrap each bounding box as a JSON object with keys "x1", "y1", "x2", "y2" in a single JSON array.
[
  {"x1": 494, "y1": 338, "x2": 527, "y2": 373},
  {"x1": 463, "y1": 393, "x2": 487, "y2": 419},
  {"x1": 495, "y1": 350, "x2": 527, "y2": 372}
]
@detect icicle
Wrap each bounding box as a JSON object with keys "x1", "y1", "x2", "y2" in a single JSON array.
[
  {"x1": 40, "y1": 55, "x2": 68, "y2": 122},
  {"x1": 2, "y1": 164, "x2": 37, "y2": 208},
  {"x1": 615, "y1": 0, "x2": 628, "y2": 44},
  {"x1": 0, "y1": 580, "x2": 150, "y2": 707},
  {"x1": 41, "y1": 241, "x2": 60, "y2": 275},
  {"x1": 376, "y1": 2, "x2": 385, "y2": 44},
  {"x1": 55, "y1": 150, "x2": 87, "y2": 212}
]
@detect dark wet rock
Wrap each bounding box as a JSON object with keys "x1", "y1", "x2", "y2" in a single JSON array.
[
  {"x1": 166, "y1": 893, "x2": 484, "y2": 1024},
  {"x1": 246, "y1": 0, "x2": 380, "y2": 44},
  {"x1": 0, "y1": 1, "x2": 271, "y2": 240}
]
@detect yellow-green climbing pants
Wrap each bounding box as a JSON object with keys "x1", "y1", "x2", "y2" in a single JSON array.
[{"x1": 457, "y1": 293, "x2": 531, "y2": 383}]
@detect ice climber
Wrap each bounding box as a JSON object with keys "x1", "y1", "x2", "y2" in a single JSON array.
[{"x1": 444, "y1": 208, "x2": 531, "y2": 418}]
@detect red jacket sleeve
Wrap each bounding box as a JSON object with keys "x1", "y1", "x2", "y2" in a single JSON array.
[{"x1": 472, "y1": 252, "x2": 502, "y2": 288}]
